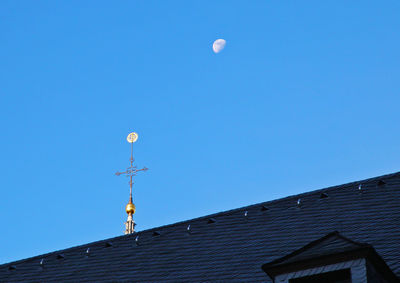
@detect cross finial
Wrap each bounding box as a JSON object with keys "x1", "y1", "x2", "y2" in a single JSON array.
[{"x1": 116, "y1": 132, "x2": 148, "y2": 234}]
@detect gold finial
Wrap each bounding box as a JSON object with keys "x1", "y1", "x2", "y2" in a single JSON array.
[
  {"x1": 126, "y1": 202, "x2": 136, "y2": 214},
  {"x1": 116, "y1": 132, "x2": 148, "y2": 234}
]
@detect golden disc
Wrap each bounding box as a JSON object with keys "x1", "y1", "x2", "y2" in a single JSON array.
[{"x1": 127, "y1": 132, "x2": 138, "y2": 143}]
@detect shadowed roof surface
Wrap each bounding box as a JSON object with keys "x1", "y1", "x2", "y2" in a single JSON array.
[{"x1": 1, "y1": 172, "x2": 400, "y2": 282}]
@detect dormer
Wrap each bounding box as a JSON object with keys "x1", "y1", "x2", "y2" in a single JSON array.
[{"x1": 262, "y1": 232, "x2": 399, "y2": 283}]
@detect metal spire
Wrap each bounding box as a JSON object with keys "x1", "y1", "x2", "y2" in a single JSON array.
[{"x1": 116, "y1": 132, "x2": 148, "y2": 234}]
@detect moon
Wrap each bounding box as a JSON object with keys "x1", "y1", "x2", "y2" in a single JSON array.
[{"x1": 212, "y1": 39, "x2": 226, "y2": 53}]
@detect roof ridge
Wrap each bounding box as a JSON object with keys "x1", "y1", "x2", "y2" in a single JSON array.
[
  {"x1": 195, "y1": 170, "x2": 400, "y2": 220},
  {"x1": 2, "y1": 170, "x2": 399, "y2": 268}
]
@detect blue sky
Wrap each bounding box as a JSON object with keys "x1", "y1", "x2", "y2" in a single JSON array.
[{"x1": 1, "y1": 0, "x2": 400, "y2": 264}]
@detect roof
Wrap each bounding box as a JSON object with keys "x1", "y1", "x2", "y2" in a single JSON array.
[{"x1": 1, "y1": 171, "x2": 400, "y2": 282}]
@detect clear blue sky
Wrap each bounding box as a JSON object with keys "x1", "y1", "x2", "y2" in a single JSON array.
[{"x1": 1, "y1": 1, "x2": 400, "y2": 264}]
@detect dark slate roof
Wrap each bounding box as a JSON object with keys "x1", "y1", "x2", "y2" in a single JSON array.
[{"x1": 1, "y1": 171, "x2": 400, "y2": 282}]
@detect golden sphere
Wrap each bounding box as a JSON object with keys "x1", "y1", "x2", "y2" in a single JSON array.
[{"x1": 126, "y1": 203, "x2": 136, "y2": 214}]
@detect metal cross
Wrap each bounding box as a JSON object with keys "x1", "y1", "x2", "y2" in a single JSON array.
[{"x1": 116, "y1": 136, "x2": 148, "y2": 202}]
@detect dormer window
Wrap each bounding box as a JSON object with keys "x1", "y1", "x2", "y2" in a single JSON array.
[{"x1": 289, "y1": 269, "x2": 351, "y2": 283}]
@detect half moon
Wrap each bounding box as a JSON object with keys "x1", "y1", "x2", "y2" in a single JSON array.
[{"x1": 213, "y1": 39, "x2": 226, "y2": 53}]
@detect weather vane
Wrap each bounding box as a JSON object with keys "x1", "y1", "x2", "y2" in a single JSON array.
[{"x1": 116, "y1": 132, "x2": 148, "y2": 234}]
